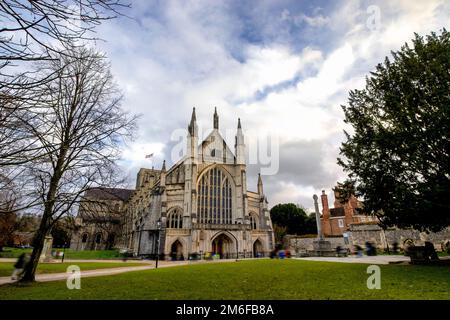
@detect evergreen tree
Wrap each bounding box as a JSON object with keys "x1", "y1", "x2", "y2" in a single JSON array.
[{"x1": 338, "y1": 29, "x2": 450, "y2": 232}]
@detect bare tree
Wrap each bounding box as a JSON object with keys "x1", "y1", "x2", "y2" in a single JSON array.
[
  {"x1": 0, "y1": 0, "x2": 130, "y2": 176},
  {"x1": 0, "y1": 174, "x2": 18, "y2": 251},
  {"x1": 7, "y1": 47, "x2": 138, "y2": 282},
  {"x1": 0, "y1": 0, "x2": 128, "y2": 70}
]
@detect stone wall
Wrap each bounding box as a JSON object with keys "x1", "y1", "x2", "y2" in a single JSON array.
[
  {"x1": 348, "y1": 224, "x2": 450, "y2": 251},
  {"x1": 285, "y1": 236, "x2": 346, "y2": 254},
  {"x1": 285, "y1": 225, "x2": 450, "y2": 253}
]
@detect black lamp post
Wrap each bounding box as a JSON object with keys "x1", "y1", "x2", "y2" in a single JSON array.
[
  {"x1": 155, "y1": 219, "x2": 161, "y2": 269},
  {"x1": 62, "y1": 242, "x2": 67, "y2": 263}
]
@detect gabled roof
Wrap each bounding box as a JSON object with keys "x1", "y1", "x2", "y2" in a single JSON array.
[
  {"x1": 199, "y1": 129, "x2": 235, "y2": 163},
  {"x1": 84, "y1": 188, "x2": 134, "y2": 201}
]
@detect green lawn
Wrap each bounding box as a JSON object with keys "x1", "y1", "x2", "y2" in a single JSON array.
[
  {"x1": 0, "y1": 261, "x2": 144, "y2": 277},
  {"x1": 54, "y1": 249, "x2": 125, "y2": 260},
  {"x1": 1, "y1": 259, "x2": 449, "y2": 300},
  {"x1": 0, "y1": 247, "x2": 33, "y2": 258},
  {"x1": 0, "y1": 247, "x2": 124, "y2": 259}
]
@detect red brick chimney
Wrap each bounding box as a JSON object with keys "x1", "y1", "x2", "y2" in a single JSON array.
[
  {"x1": 321, "y1": 190, "x2": 330, "y2": 219},
  {"x1": 321, "y1": 190, "x2": 331, "y2": 236}
]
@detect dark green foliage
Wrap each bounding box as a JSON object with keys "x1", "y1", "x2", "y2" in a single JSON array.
[
  {"x1": 338, "y1": 29, "x2": 450, "y2": 232},
  {"x1": 50, "y1": 220, "x2": 71, "y2": 248},
  {"x1": 270, "y1": 203, "x2": 317, "y2": 236},
  {"x1": 333, "y1": 179, "x2": 357, "y2": 205}
]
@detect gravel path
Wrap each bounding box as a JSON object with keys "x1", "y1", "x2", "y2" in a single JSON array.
[{"x1": 0, "y1": 259, "x2": 238, "y2": 286}]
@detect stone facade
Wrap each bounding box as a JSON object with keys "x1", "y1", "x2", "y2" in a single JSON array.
[
  {"x1": 70, "y1": 188, "x2": 133, "y2": 251},
  {"x1": 72, "y1": 108, "x2": 275, "y2": 259}
]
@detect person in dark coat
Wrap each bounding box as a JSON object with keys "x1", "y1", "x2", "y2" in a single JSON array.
[{"x1": 11, "y1": 253, "x2": 30, "y2": 280}]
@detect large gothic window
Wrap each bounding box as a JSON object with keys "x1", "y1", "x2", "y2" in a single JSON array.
[
  {"x1": 197, "y1": 167, "x2": 232, "y2": 224},
  {"x1": 167, "y1": 208, "x2": 183, "y2": 228}
]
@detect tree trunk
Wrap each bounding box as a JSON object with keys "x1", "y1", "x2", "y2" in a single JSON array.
[
  {"x1": 20, "y1": 156, "x2": 67, "y2": 282},
  {"x1": 20, "y1": 96, "x2": 74, "y2": 282},
  {"x1": 20, "y1": 211, "x2": 51, "y2": 282}
]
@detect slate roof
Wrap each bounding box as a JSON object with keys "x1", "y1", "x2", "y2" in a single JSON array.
[{"x1": 84, "y1": 187, "x2": 134, "y2": 202}]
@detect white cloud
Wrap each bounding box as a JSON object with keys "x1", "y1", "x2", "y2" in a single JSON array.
[
  {"x1": 95, "y1": 0, "x2": 449, "y2": 208},
  {"x1": 281, "y1": 9, "x2": 330, "y2": 27}
]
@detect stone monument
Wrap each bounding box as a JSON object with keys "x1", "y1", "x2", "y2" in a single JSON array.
[
  {"x1": 312, "y1": 194, "x2": 333, "y2": 256},
  {"x1": 39, "y1": 235, "x2": 54, "y2": 262}
]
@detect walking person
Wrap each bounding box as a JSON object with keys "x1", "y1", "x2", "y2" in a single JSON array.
[{"x1": 11, "y1": 253, "x2": 30, "y2": 280}]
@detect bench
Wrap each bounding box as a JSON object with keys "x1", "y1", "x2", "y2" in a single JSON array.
[
  {"x1": 405, "y1": 244, "x2": 439, "y2": 265},
  {"x1": 336, "y1": 248, "x2": 349, "y2": 257}
]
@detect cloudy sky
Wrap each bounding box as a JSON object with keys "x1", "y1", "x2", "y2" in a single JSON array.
[{"x1": 94, "y1": 0, "x2": 449, "y2": 211}]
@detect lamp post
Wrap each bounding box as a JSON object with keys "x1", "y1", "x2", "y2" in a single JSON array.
[
  {"x1": 155, "y1": 219, "x2": 161, "y2": 269},
  {"x1": 61, "y1": 242, "x2": 67, "y2": 263}
]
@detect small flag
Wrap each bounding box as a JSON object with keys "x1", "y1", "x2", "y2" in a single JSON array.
[{"x1": 145, "y1": 153, "x2": 154, "y2": 159}]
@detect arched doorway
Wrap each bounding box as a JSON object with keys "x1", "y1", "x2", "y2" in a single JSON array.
[
  {"x1": 211, "y1": 233, "x2": 234, "y2": 259},
  {"x1": 81, "y1": 233, "x2": 88, "y2": 251},
  {"x1": 253, "y1": 239, "x2": 264, "y2": 258},
  {"x1": 93, "y1": 232, "x2": 102, "y2": 250},
  {"x1": 170, "y1": 240, "x2": 184, "y2": 260},
  {"x1": 106, "y1": 233, "x2": 115, "y2": 250}
]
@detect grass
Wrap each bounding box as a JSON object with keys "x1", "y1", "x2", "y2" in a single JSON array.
[
  {"x1": 53, "y1": 249, "x2": 125, "y2": 260},
  {"x1": 0, "y1": 261, "x2": 144, "y2": 277},
  {"x1": 0, "y1": 247, "x2": 33, "y2": 258},
  {"x1": 0, "y1": 259, "x2": 449, "y2": 300},
  {"x1": 378, "y1": 250, "x2": 450, "y2": 256},
  {"x1": 0, "y1": 247, "x2": 124, "y2": 260}
]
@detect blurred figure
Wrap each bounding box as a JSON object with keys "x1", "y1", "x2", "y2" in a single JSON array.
[
  {"x1": 269, "y1": 249, "x2": 277, "y2": 259},
  {"x1": 11, "y1": 253, "x2": 30, "y2": 280},
  {"x1": 285, "y1": 249, "x2": 291, "y2": 258},
  {"x1": 354, "y1": 245, "x2": 363, "y2": 257},
  {"x1": 424, "y1": 241, "x2": 439, "y2": 261},
  {"x1": 392, "y1": 242, "x2": 399, "y2": 254},
  {"x1": 365, "y1": 242, "x2": 377, "y2": 256},
  {"x1": 335, "y1": 246, "x2": 348, "y2": 257}
]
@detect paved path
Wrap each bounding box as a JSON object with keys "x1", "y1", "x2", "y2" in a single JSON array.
[
  {"x1": 294, "y1": 255, "x2": 412, "y2": 264},
  {"x1": 0, "y1": 258, "x2": 152, "y2": 263},
  {"x1": 0, "y1": 259, "x2": 239, "y2": 286}
]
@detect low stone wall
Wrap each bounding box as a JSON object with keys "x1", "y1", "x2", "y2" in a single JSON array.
[
  {"x1": 349, "y1": 224, "x2": 450, "y2": 251},
  {"x1": 285, "y1": 236, "x2": 346, "y2": 255},
  {"x1": 286, "y1": 225, "x2": 450, "y2": 253}
]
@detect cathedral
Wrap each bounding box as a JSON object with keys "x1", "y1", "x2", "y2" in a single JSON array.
[{"x1": 71, "y1": 108, "x2": 275, "y2": 259}]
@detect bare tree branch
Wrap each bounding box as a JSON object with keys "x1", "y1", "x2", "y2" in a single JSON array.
[{"x1": 6, "y1": 46, "x2": 139, "y2": 282}]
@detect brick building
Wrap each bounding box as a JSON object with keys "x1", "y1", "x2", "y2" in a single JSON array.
[{"x1": 320, "y1": 189, "x2": 377, "y2": 236}]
